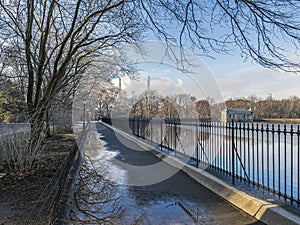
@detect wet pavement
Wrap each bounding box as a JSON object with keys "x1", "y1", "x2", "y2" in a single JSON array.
[{"x1": 70, "y1": 122, "x2": 265, "y2": 225}]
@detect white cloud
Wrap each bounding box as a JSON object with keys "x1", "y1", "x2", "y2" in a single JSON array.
[
  {"x1": 217, "y1": 66, "x2": 300, "y2": 99},
  {"x1": 112, "y1": 59, "x2": 223, "y2": 102},
  {"x1": 117, "y1": 75, "x2": 186, "y2": 98}
]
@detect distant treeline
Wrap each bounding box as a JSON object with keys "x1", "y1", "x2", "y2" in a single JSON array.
[{"x1": 221, "y1": 97, "x2": 300, "y2": 119}]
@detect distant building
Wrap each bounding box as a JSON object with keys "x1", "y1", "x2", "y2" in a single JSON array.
[
  {"x1": 220, "y1": 108, "x2": 253, "y2": 122},
  {"x1": 267, "y1": 93, "x2": 272, "y2": 100}
]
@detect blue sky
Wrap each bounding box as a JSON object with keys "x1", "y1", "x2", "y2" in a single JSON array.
[
  {"x1": 203, "y1": 53, "x2": 300, "y2": 100},
  {"x1": 122, "y1": 1, "x2": 300, "y2": 101},
  {"x1": 112, "y1": 41, "x2": 300, "y2": 102},
  {"x1": 113, "y1": 41, "x2": 223, "y2": 102}
]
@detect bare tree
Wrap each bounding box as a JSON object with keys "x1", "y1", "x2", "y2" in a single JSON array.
[
  {"x1": 195, "y1": 99, "x2": 210, "y2": 119},
  {"x1": 136, "y1": 0, "x2": 300, "y2": 72},
  {"x1": 0, "y1": 0, "x2": 142, "y2": 138}
]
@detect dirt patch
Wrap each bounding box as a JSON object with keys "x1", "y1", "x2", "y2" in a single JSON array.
[{"x1": 0, "y1": 134, "x2": 75, "y2": 225}]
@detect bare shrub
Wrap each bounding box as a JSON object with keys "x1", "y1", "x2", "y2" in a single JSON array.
[{"x1": 0, "y1": 131, "x2": 43, "y2": 174}]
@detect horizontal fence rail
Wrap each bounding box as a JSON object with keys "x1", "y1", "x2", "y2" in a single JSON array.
[
  {"x1": 0, "y1": 123, "x2": 30, "y2": 136},
  {"x1": 105, "y1": 118, "x2": 300, "y2": 207}
]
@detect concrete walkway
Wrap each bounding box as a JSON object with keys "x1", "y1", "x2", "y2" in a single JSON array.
[{"x1": 73, "y1": 123, "x2": 265, "y2": 225}]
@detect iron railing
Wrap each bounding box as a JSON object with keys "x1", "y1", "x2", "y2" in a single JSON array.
[
  {"x1": 25, "y1": 143, "x2": 79, "y2": 224},
  {"x1": 117, "y1": 118, "x2": 300, "y2": 207}
]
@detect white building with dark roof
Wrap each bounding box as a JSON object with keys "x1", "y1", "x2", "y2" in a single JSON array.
[{"x1": 220, "y1": 108, "x2": 253, "y2": 122}]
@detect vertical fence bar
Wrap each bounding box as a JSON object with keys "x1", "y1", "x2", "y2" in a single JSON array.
[
  {"x1": 137, "y1": 119, "x2": 139, "y2": 137},
  {"x1": 225, "y1": 122, "x2": 230, "y2": 174},
  {"x1": 266, "y1": 124, "x2": 270, "y2": 191},
  {"x1": 144, "y1": 119, "x2": 146, "y2": 139},
  {"x1": 212, "y1": 122, "x2": 215, "y2": 169},
  {"x1": 142, "y1": 119, "x2": 143, "y2": 138},
  {"x1": 261, "y1": 124, "x2": 264, "y2": 191},
  {"x1": 132, "y1": 119, "x2": 134, "y2": 136},
  {"x1": 252, "y1": 123, "x2": 255, "y2": 187},
  {"x1": 166, "y1": 122, "x2": 170, "y2": 151},
  {"x1": 174, "y1": 123, "x2": 177, "y2": 153},
  {"x1": 272, "y1": 124, "x2": 275, "y2": 195},
  {"x1": 200, "y1": 122, "x2": 203, "y2": 166},
  {"x1": 218, "y1": 122, "x2": 220, "y2": 170},
  {"x1": 220, "y1": 122, "x2": 222, "y2": 171},
  {"x1": 142, "y1": 119, "x2": 144, "y2": 138},
  {"x1": 278, "y1": 124, "x2": 281, "y2": 198},
  {"x1": 210, "y1": 121, "x2": 212, "y2": 169},
  {"x1": 239, "y1": 123, "x2": 242, "y2": 180},
  {"x1": 143, "y1": 119, "x2": 145, "y2": 138},
  {"x1": 170, "y1": 123, "x2": 173, "y2": 150},
  {"x1": 207, "y1": 122, "x2": 210, "y2": 168},
  {"x1": 223, "y1": 123, "x2": 226, "y2": 172},
  {"x1": 204, "y1": 122, "x2": 206, "y2": 167},
  {"x1": 217, "y1": 122, "x2": 219, "y2": 170},
  {"x1": 284, "y1": 124, "x2": 287, "y2": 201},
  {"x1": 213, "y1": 122, "x2": 216, "y2": 169},
  {"x1": 223, "y1": 122, "x2": 226, "y2": 173},
  {"x1": 215, "y1": 122, "x2": 217, "y2": 170},
  {"x1": 256, "y1": 123, "x2": 259, "y2": 188},
  {"x1": 247, "y1": 123, "x2": 250, "y2": 184},
  {"x1": 130, "y1": 119, "x2": 135, "y2": 135},
  {"x1": 298, "y1": 125, "x2": 300, "y2": 207},
  {"x1": 232, "y1": 120, "x2": 235, "y2": 184},
  {"x1": 291, "y1": 125, "x2": 293, "y2": 204},
  {"x1": 213, "y1": 122, "x2": 215, "y2": 169},
  {"x1": 150, "y1": 121, "x2": 153, "y2": 144},
  {"x1": 196, "y1": 124, "x2": 199, "y2": 167},
  {"x1": 140, "y1": 119, "x2": 144, "y2": 138},
  {"x1": 206, "y1": 122, "x2": 209, "y2": 166},
  {"x1": 173, "y1": 123, "x2": 176, "y2": 156},
  {"x1": 140, "y1": 119, "x2": 142, "y2": 138},
  {"x1": 235, "y1": 123, "x2": 238, "y2": 177},
  {"x1": 243, "y1": 123, "x2": 246, "y2": 182},
  {"x1": 175, "y1": 123, "x2": 177, "y2": 152},
  {"x1": 207, "y1": 122, "x2": 209, "y2": 168},
  {"x1": 160, "y1": 122, "x2": 162, "y2": 151},
  {"x1": 135, "y1": 119, "x2": 137, "y2": 136}
]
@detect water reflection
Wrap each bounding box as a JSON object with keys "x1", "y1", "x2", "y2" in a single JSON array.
[
  {"x1": 70, "y1": 128, "x2": 146, "y2": 225},
  {"x1": 69, "y1": 161, "x2": 123, "y2": 224}
]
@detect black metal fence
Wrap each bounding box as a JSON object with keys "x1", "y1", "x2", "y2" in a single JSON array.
[
  {"x1": 114, "y1": 118, "x2": 300, "y2": 207},
  {"x1": 25, "y1": 143, "x2": 79, "y2": 224}
]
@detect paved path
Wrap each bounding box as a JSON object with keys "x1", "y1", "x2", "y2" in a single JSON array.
[{"x1": 72, "y1": 123, "x2": 265, "y2": 224}]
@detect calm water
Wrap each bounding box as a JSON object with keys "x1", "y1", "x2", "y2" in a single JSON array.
[{"x1": 136, "y1": 120, "x2": 300, "y2": 201}]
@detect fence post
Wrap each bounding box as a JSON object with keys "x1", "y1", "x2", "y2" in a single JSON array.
[
  {"x1": 150, "y1": 120, "x2": 153, "y2": 144},
  {"x1": 174, "y1": 122, "x2": 177, "y2": 152},
  {"x1": 232, "y1": 119, "x2": 235, "y2": 184},
  {"x1": 160, "y1": 122, "x2": 163, "y2": 151},
  {"x1": 196, "y1": 124, "x2": 199, "y2": 167}
]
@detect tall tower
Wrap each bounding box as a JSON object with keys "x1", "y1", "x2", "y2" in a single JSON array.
[
  {"x1": 119, "y1": 77, "x2": 121, "y2": 91},
  {"x1": 267, "y1": 93, "x2": 272, "y2": 100},
  {"x1": 147, "y1": 76, "x2": 150, "y2": 102}
]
